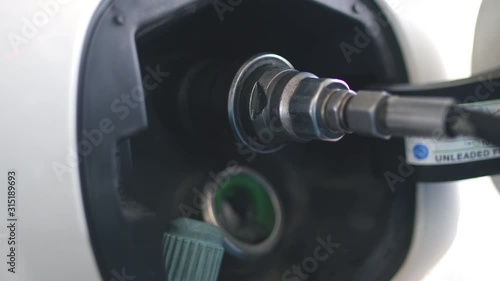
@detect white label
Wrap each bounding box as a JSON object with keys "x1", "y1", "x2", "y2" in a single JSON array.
[{"x1": 405, "y1": 100, "x2": 500, "y2": 165}]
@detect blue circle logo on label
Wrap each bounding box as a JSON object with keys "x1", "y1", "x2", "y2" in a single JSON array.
[{"x1": 413, "y1": 144, "x2": 429, "y2": 160}]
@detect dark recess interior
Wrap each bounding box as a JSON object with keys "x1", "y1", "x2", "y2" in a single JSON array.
[{"x1": 119, "y1": 1, "x2": 415, "y2": 280}]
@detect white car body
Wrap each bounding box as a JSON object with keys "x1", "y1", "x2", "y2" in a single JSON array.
[{"x1": 0, "y1": 0, "x2": 499, "y2": 280}]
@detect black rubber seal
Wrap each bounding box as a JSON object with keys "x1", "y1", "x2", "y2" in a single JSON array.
[
  {"x1": 77, "y1": 0, "x2": 411, "y2": 280},
  {"x1": 78, "y1": 0, "x2": 213, "y2": 280}
]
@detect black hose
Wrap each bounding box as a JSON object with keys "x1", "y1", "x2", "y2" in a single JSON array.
[{"x1": 447, "y1": 106, "x2": 500, "y2": 147}]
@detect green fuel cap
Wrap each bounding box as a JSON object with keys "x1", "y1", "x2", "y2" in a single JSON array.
[{"x1": 162, "y1": 218, "x2": 225, "y2": 281}]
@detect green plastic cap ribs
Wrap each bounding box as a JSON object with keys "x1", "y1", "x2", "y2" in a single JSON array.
[{"x1": 162, "y1": 218, "x2": 225, "y2": 281}]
